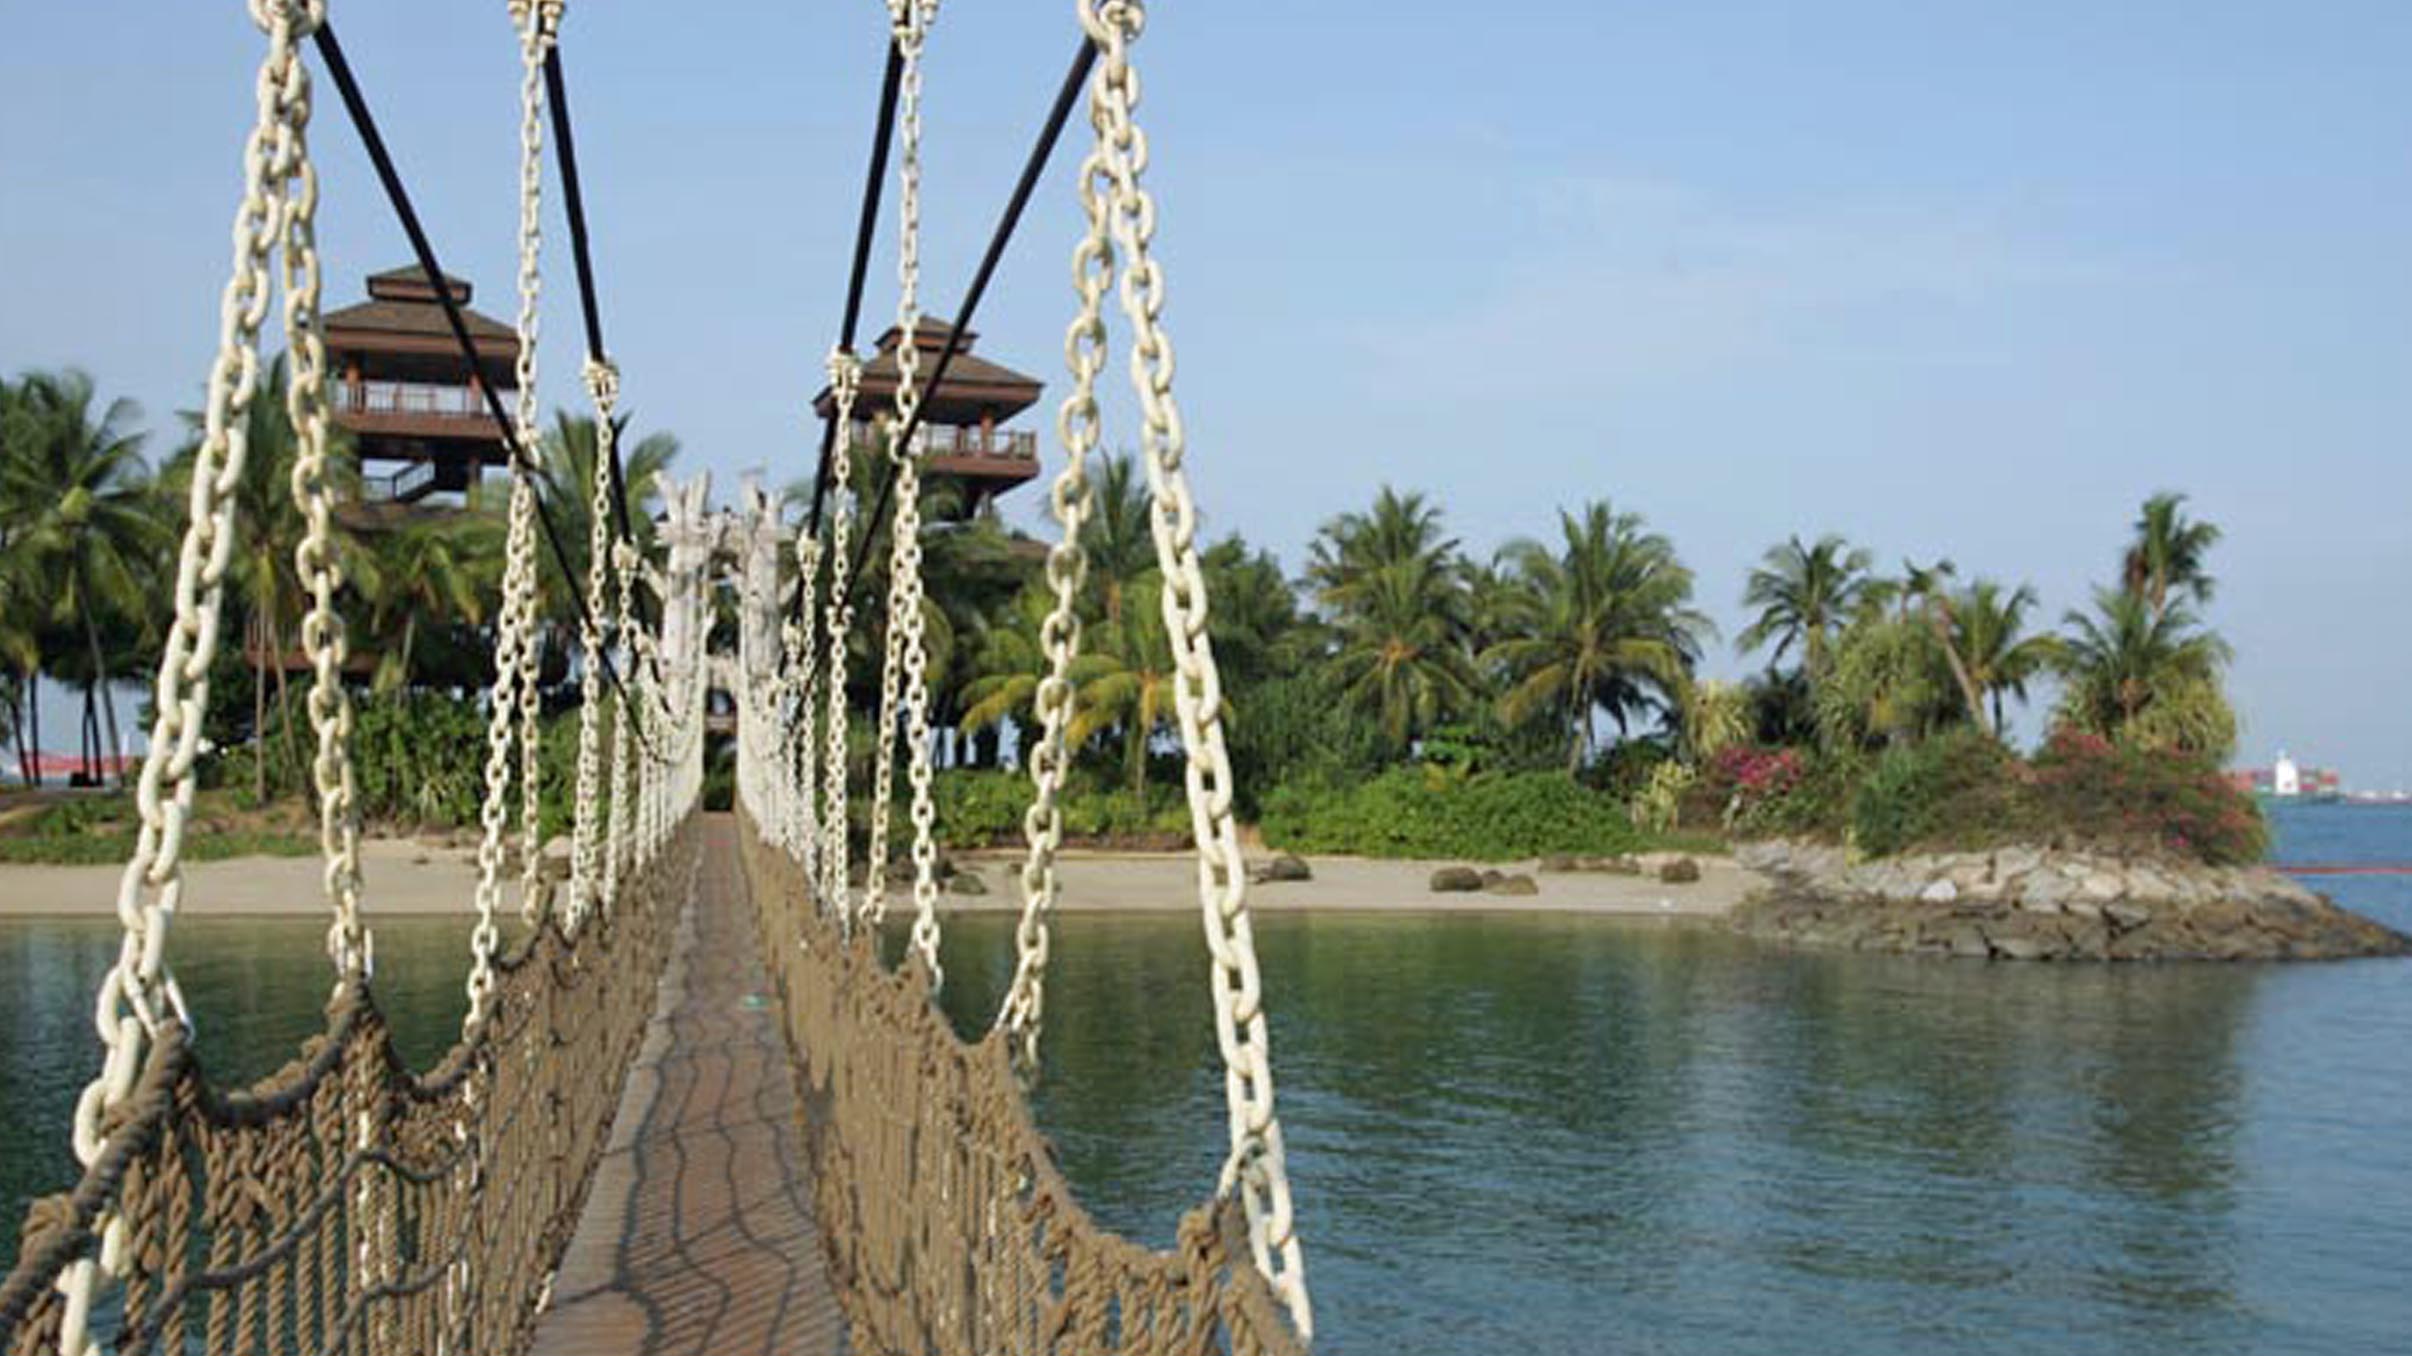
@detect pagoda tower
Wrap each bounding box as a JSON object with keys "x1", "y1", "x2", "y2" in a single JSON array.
[
  {"x1": 324, "y1": 265, "x2": 519, "y2": 505},
  {"x1": 812, "y1": 320, "x2": 1042, "y2": 516}
]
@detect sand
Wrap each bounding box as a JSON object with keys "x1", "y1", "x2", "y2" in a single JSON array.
[{"x1": 0, "y1": 839, "x2": 1753, "y2": 919}]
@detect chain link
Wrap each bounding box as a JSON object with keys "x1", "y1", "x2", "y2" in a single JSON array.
[
  {"x1": 275, "y1": 21, "x2": 370, "y2": 986},
  {"x1": 821, "y1": 351, "x2": 863, "y2": 929},
  {"x1": 991, "y1": 115, "x2": 1115, "y2": 1076},
  {"x1": 1075, "y1": 0, "x2": 1310, "y2": 1336},
  {"x1": 468, "y1": 0, "x2": 556, "y2": 1031},
  {"x1": 565, "y1": 358, "x2": 620, "y2": 930},
  {"x1": 61, "y1": 6, "x2": 324, "y2": 1351}
]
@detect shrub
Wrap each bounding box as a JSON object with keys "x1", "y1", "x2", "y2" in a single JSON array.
[
  {"x1": 1849, "y1": 729, "x2": 2027, "y2": 856},
  {"x1": 2030, "y1": 728, "x2": 2266, "y2": 865},
  {"x1": 1260, "y1": 768, "x2": 1642, "y2": 861},
  {"x1": 930, "y1": 769, "x2": 1189, "y2": 848}
]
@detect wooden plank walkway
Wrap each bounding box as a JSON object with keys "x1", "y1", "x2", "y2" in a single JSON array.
[{"x1": 531, "y1": 817, "x2": 844, "y2": 1356}]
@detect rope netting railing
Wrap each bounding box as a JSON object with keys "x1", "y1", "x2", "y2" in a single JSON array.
[
  {"x1": 732, "y1": 1, "x2": 1315, "y2": 1349},
  {"x1": 1, "y1": 2, "x2": 712, "y2": 1352}
]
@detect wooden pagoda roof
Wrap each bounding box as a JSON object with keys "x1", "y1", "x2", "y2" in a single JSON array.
[
  {"x1": 325, "y1": 265, "x2": 517, "y2": 347},
  {"x1": 811, "y1": 319, "x2": 1041, "y2": 422}
]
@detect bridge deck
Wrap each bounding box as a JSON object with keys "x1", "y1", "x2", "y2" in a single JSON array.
[{"x1": 531, "y1": 817, "x2": 844, "y2": 1356}]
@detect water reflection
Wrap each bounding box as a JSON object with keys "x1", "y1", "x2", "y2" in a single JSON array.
[
  {"x1": 4, "y1": 897, "x2": 2402, "y2": 1355},
  {"x1": 935, "y1": 912, "x2": 2276, "y2": 1356}
]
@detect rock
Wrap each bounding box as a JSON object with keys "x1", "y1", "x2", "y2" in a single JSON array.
[
  {"x1": 2019, "y1": 872, "x2": 2071, "y2": 914},
  {"x1": 2080, "y1": 871, "x2": 2124, "y2": 903},
  {"x1": 948, "y1": 871, "x2": 989, "y2": 896},
  {"x1": 1485, "y1": 873, "x2": 1539, "y2": 897},
  {"x1": 1991, "y1": 934, "x2": 2051, "y2": 961},
  {"x1": 1253, "y1": 853, "x2": 1313, "y2": 884},
  {"x1": 1658, "y1": 857, "x2": 1702, "y2": 884},
  {"x1": 1479, "y1": 869, "x2": 1506, "y2": 888},
  {"x1": 1919, "y1": 878, "x2": 1960, "y2": 905},
  {"x1": 1947, "y1": 924, "x2": 1991, "y2": 959},
  {"x1": 2103, "y1": 899, "x2": 2152, "y2": 931},
  {"x1": 1595, "y1": 855, "x2": 1643, "y2": 875},
  {"x1": 1538, "y1": 853, "x2": 1581, "y2": 874},
  {"x1": 1429, "y1": 866, "x2": 1485, "y2": 893}
]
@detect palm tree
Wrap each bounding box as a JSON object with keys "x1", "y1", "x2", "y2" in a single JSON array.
[
  {"x1": 957, "y1": 583, "x2": 1055, "y2": 741},
  {"x1": 1307, "y1": 487, "x2": 1475, "y2": 752},
  {"x1": 1200, "y1": 534, "x2": 1304, "y2": 694},
  {"x1": 532, "y1": 409, "x2": 679, "y2": 635},
  {"x1": 2122, "y1": 492, "x2": 2220, "y2": 621},
  {"x1": 163, "y1": 355, "x2": 346, "y2": 797},
  {"x1": 0, "y1": 370, "x2": 159, "y2": 786},
  {"x1": 2055, "y1": 588, "x2": 2231, "y2": 749},
  {"x1": 1077, "y1": 451, "x2": 1156, "y2": 625},
  {"x1": 1899, "y1": 558, "x2": 1989, "y2": 731},
  {"x1": 1953, "y1": 580, "x2": 2058, "y2": 736},
  {"x1": 1326, "y1": 561, "x2": 1480, "y2": 754},
  {"x1": 356, "y1": 514, "x2": 500, "y2": 693},
  {"x1": 1737, "y1": 533, "x2": 1877, "y2": 680},
  {"x1": 1069, "y1": 572, "x2": 1178, "y2": 794},
  {"x1": 1483, "y1": 501, "x2": 1708, "y2": 773}
]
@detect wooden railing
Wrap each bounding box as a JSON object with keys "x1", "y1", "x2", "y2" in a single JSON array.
[
  {"x1": 850, "y1": 422, "x2": 1038, "y2": 461},
  {"x1": 334, "y1": 380, "x2": 492, "y2": 423}
]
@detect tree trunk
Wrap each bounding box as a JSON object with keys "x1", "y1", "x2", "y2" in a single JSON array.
[
  {"x1": 267, "y1": 610, "x2": 304, "y2": 800},
  {"x1": 1924, "y1": 604, "x2": 1989, "y2": 731},
  {"x1": 26, "y1": 664, "x2": 40, "y2": 788},
  {"x1": 81, "y1": 602, "x2": 125, "y2": 788},
  {"x1": 252, "y1": 613, "x2": 269, "y2": 802}
]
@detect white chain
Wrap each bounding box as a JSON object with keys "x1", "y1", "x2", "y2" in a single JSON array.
[
  {"x1": 565, "y1": 358, "x2": 619, "y2": 930},
  {"x1": 1078, "y1": 0, "x2": 1310, "y2": 1335},
  {"x1": 786, "y1": 534, "x2": 824, "y2": 875},
  {"x1": 992, "y1": 117, "x2": 1114, "y2": 1075},
  {"x1": 60, "y1": 6, "x2": 324, "y2": 1351},
  {"x1": 602, "y1": 539, "x2": 640, "y2": 901},
  {"x1": 276, "y1": 18, "x2": 370, "y2": 986},
  {"x1": 864, "y1": 0, "x2": 945, "y2": 986},
  {"x1": 467, "y1": 0, "x2": 554, "y2": 1031},
  {"x1": 510, "y1": 10, "x2": 551, "y2": 928},
  {"x1": 821, "y1": 351, "x2": 863, "y2": 927}
]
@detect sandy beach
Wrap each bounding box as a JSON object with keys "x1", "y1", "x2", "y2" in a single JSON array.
[{"x1": 0, "y1": 839, "x2": 1754, "y2": 919}]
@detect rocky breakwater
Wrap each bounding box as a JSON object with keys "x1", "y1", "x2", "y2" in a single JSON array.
[{"x1": 1731, "y1": 840, "x2": 2410, "y2": 962}]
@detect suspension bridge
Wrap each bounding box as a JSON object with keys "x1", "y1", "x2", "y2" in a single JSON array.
[{"x1": 0, "y1": 2, "x2": 1311, "y2": 1353}]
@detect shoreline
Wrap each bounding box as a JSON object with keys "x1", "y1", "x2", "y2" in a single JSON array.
[{"x1": 0, "y1": 839, "x2": 1753, "y2": 919}]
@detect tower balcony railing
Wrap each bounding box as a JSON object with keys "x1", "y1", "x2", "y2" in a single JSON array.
[
  {"x1": 850, "y1": 421, "x2": 1038, "y2": 462},
  {"x1": 333, "y1": 380, "x2": 497, "y2": 424}
]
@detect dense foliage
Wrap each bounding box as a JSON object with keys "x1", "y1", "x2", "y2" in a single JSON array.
[
  {"x1": 1259, "y1": 770, "x2": 1643, "y2": 861},
  {"x1": 0, "y1": 359, "x2": 2265, "y2": 870}
]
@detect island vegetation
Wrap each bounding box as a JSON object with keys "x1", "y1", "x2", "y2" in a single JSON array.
[{"x1": 0, "y1": 364, "x2": 2264, "y2": 874}]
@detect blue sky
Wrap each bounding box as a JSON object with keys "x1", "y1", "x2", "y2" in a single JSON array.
[{"x1": 3, "y1": 2, "x2": 2408, "y2": 784}]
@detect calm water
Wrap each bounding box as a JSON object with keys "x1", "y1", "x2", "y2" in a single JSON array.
[{"x1": 5, "y1": 804, "x2": 2410, "y2": 1354}]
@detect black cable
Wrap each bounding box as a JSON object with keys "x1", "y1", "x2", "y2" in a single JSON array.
[
  {"x1": 838, "y1": 34, "x2": 1098, "y2": 615},
  {"x1": 543, "y1": 40, "x2": 671, "y2": 691},
  {"x1": 797, "y1": 40, "x2": 907, "y2": 561},
  {"x1": 311, "y1": 21, "x2": 655, "y2": 756},
  {"x1": 540, "y1": 45, "x2": 637, "y2": 552}
]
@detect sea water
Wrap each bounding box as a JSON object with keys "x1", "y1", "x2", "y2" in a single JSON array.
[{"x1": 3, "y1": 803, "x2": 2407, "y2": 1354}]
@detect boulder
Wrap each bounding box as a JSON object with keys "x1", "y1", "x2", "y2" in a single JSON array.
[
  {"x1": 1538, "y1": 853, "x2": 1582, "y2": 874},
  {"x1": 1658, "y1": 857, "x2": 1702, "y2": 884},
  {"x1": 1919, "y1": 878, "x2": 1960, "y2": 905},
  {"x1": 2103, "y1": 899, "x2": 2153, "y2": 932},
  {"x1": 1254, "y1": 853, "x2": 1313, "y2": 884},
  {"x1": 1429, "y1": 866, "x2": 1485, "y2": 893},
  {"x1": 948, "y1": 871, "x2": 989, "y2": 896},
  {"x1": 1485, "y1": 873, "x2": 1540, "y2": 898}
]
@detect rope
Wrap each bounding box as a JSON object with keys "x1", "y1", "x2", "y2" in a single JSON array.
[{"x1": 1079, "y1": 0, "x2": 1310, "y2": 1333}]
